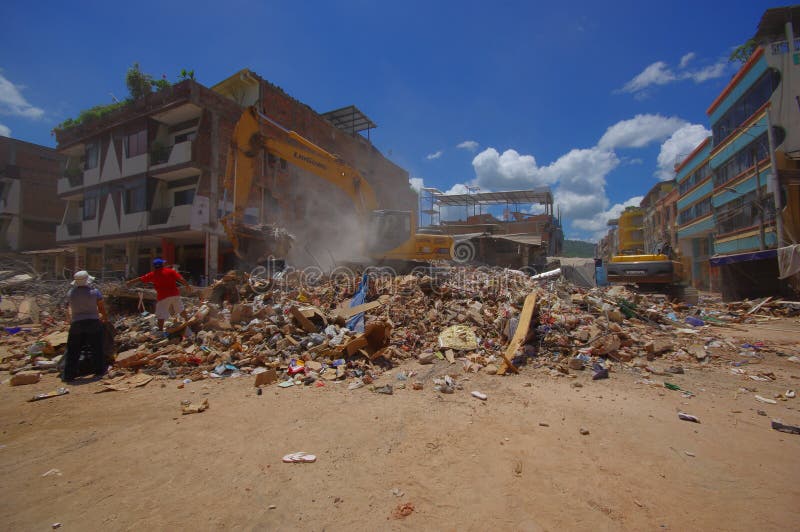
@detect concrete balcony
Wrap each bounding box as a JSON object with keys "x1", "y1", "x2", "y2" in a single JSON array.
[
  {"x1": 148, "y1": 204, "x2": 192, "y2": 228},
  {"x1": 56, "y1": 221, "x2": 82, "y2": 242},
  {"x1": 149, "y1": 140, "x2": 196, "y2": 180},
  {"x1": 0, "y1": 179, "x2": 20, "y2": 215},
  {"x1": 57, "y1": 171, "x2": 85, "y2": 196}
]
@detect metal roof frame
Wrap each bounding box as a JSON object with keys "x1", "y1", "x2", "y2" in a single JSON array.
[
  {"x1": 430, "y1": 188, "x2": 553, "y2": 207},
  {"x1": 321, "y1": 105, "x2": 377, "y2": 135}
]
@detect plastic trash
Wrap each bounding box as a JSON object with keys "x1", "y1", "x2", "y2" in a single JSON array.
[
  {"x1": 592, "y1": 362, "x2": 609, "y2": 380},
  {"x1": 678, "y1": 412, "x2": 700, "y2": 423},
  {"x1": 27, "y1": 342, "x2": 44, "y2": 356},
  {"x1": 471, "y1": 391, "x2": 488, "y2": 400},
  {"x1": 685, "y1": 316, "x2": 704, "y2": 327},
  {"x1": 348, "y1": 379, "x2": 365, "y2": 390},
  {"x1": 29, "y1": 387, "x2": 69, "y2": 402},
  {"x1": 282, "y1": 452, "x2": 316, "y2": 463}
]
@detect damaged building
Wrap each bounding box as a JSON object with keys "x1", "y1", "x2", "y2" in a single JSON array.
[
  {"x1": 0, "y1": 137, "x2": 64, "y2": 252},
  {"x1": 53, "y1": 69, "x2": 417, "y2": 279},
  {"x1": 419, "y1": 188, "x2": 563, "y2": 270}
]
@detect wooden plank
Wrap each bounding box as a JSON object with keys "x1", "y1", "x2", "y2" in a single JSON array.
[
  {"x1": 498, "y1": 293, "x2": 537, "y2": 375},
  {"x1": 290, "y1": 306, "x2": 317, "y2": 333},
  {"x1": 746, "y1": 296, "x2": 772, "y2": 315}
]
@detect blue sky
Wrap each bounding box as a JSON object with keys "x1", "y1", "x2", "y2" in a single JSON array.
[{"x1": 0, "y1": 0, "x2": 778, "y2": 240}]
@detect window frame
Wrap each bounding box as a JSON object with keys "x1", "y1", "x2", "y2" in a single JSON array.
[{"x1": 125, "y1": 130, "x2": 148, "y2": 159}]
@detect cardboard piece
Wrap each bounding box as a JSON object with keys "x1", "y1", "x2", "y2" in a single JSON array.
[
  {"x1": 254, "y1": 368, "x2": 278, "y2": 387},
  {"x1": 290, "y1": 306, "x2": 317, "y2": 333}
]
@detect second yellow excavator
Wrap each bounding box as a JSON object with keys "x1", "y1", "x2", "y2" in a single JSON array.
[{"x1": 221, "y1": 106, "x2": 461, "y2": 268}]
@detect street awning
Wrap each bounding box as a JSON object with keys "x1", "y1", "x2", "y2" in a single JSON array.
[{"x1": 709, "y1": 248, "x2": 777, "y2": 266}]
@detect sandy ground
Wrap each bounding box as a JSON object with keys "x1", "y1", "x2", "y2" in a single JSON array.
[{"x1": 1, "y1": 320, "x2": 799, "y2": 531}]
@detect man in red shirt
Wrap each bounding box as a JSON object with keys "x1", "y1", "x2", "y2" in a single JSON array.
[{"x1": 126, "y1": 258, "x2": 191, "y2": 331}]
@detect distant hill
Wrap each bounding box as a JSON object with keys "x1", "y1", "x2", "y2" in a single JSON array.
[{"x1": 561, "y1": 239, "x2": 596, "y2": 258}]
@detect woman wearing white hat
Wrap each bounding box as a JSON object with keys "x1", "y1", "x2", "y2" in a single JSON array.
[{"x1": 63, "y1": 271, "x2": 108, "y2": 381}]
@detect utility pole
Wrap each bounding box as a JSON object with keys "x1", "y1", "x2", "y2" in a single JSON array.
[{"x1": 754, "y1": 148, "x2": 766, "y2": 251}]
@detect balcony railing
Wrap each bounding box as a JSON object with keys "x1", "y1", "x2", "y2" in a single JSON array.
[
  {"x1": 63, "y1": 167, "x2": 84, "y2": 187},
  {"x1": 770, "y1": 38, "x2": 800, "y2": 55}
]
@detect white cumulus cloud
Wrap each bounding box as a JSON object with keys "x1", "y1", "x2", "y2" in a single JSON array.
[
  {"x1": 0, "y1": 72, "x2": 44, "y2": 119},
  {"x1": 597, "y1": 114, "x2": 688, "y2": 149},
  {"x1": 457, "y1": 140, "x2": 479, "y2": 152},
  {"x1": 655, "y1": 124, "x2": 711, "y2": 181},
  {"x1": 571, "y1": 196, "x2": 644, "y2": 241},
  {"x1": 688, "y1": 60, "x2": 728, "y2": 83},
  {"x1": 0, "y1": 123, "x2": 10, "y2": 137},
  {"x1": 679, "y1": 52, "x2": 696, "y2": 69},
  {"x1": 409, "y1": 177, "x2": 425, "y2": 193},
  {"x1": 619, "y1": 53, "x2": 731, "y2": 96},
  {"x1": 426, "y1": 150, "x2": 443, "y2": 160},
  {"x1": 472, "y1": 148, "x2": 552, "y2": 189},
  {"x1": 620, "y1": 61, "x2": 676, "y2": 94}
]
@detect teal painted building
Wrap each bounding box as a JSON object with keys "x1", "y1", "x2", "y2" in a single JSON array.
[{"x1": 676, "y1": 138, "x2": 714, "y2": 291}]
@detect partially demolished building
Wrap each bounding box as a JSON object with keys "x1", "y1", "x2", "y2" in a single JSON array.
[{"x1": 53, "y1": 70, "x2": 416, "y2": 280}]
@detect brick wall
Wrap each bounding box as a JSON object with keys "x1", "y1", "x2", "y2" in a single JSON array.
[{"x1": 258, "y1": 80, "x2": 416, "y2": 213}]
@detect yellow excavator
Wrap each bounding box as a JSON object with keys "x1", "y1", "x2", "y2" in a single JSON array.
[
  {"x1": 221, "y1": 106, "x2": 459, "y2": 268},
  {"x1": 606, "y1": 207, "x2": 696, "y2": 302}
]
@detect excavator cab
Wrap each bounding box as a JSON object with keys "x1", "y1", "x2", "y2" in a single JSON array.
[{"x1": 367, "y1": 210, "x2": 413, "y2": 254}]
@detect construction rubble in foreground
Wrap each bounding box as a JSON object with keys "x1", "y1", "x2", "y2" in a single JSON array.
[{"x1": 1, "y1": 266, "x2": 799, "y2": 431}]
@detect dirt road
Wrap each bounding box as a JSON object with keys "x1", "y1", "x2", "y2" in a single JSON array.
[{"x1": 1, "y1": 321, "x2": 799, "y2": 531}]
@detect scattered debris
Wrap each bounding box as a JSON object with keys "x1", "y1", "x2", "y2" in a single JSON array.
[
  {"x1": 181, "y1": 399, "x2": 209, "y2": 415},
  {"x1": 10, "y1": 371, "x2": 41, "y2": 386},
  {"x1": 29, "y1": 388, "x2": 69, "y2": 402},
  {"x1": 678, "y1": 412, "x2": 700, "y2": 423},
  {"x1": 282, "y1": 452, "x2": 317, "y2": 463},
  {"x1": 771, "y1": 420, "x2": 800, "y2": 435},
  {"x1": 392, "y1": 502, "x2": 415, "y2": 519},
  {"x1": 471, "y1": 391, "x2": 488, "y2": 400}
]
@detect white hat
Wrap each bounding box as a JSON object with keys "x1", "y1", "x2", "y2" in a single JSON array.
[{"x1": 72, "y1": 270, "x2": 95, "y2": 286}]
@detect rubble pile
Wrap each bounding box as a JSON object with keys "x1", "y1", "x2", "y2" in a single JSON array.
[{"x1": 1, "y1": 267, "x2": 799, "y2": 394}]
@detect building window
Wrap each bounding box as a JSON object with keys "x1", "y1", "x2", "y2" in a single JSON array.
[
  {"x1": 124, "y1": 185, "x2": 147, "y2": 213},
  {"x1": 82, "y1": 195, "x2": 97, "y2": 220},
  {"x1": 711, "y1": 69, "x2": 780, "y2": 147},
  {"x1": 678, "y1": 197, "x2": 712, "y2": 225},
  {"x1": 679, "y1": 162, "x2": 710, "y2": 195},
  {"x1": 712, "y1": 133, "x2": 769, "y2": 188},
  {"x1": 715, "y1": 190, "x2": 775, "y2": 235},
  {"x1": 173, "y1": 188, "x2": 195, "y2": 206},
  {"x1": 125, "y1": 130, "x2": 148, "y2": 158},
  {"x1": 85, "y1": 143, "x2": 99, "y2": 170},
  {"x1": 174, "y1": 130, "x2": 197, "y2": 144}
]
